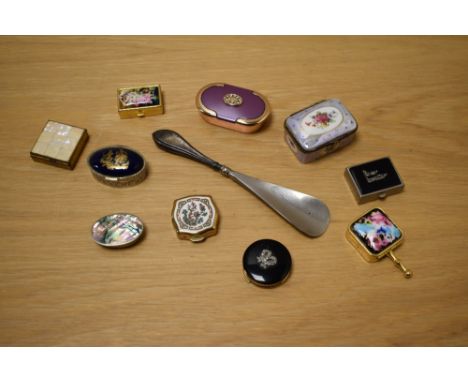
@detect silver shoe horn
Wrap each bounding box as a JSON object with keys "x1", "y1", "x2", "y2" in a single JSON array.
[{"x1": 152, "y1": 130, "x2": 330, "y2": 237}]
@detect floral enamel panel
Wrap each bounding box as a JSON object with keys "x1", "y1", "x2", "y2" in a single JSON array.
[
  {"x1": 172, "y1": 195, "x2": 219, "y2": 243},
  {"x1": 350, "y1": 208, "x2": 402, "y2": 256}
]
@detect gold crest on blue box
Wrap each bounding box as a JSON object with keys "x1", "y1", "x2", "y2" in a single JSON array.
[{"x1": 87, "y1": 146, "x2": 147, "y2": 187}]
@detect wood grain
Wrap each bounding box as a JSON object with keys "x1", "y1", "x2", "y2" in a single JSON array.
[{"x1": 0, "y1": 36, "x2": 467, "y2": 346}]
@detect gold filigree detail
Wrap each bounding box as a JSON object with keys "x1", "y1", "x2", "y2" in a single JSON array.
[{"x1": 223, "y1": 93, "x2": 243, "y2": 106}]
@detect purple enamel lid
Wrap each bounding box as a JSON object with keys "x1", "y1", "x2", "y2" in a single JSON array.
[{"x1": 200, "y1": 84, "x2": 266, "y2": 122}]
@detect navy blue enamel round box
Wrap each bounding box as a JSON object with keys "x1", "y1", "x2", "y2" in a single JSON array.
[{"x1": 87, "y1": 146, "x2": 147, "y2": 187}]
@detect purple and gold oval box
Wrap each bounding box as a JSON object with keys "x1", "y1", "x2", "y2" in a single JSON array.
[{"x1": 196, "y1": 83, "x2": 270, "y2": 133}]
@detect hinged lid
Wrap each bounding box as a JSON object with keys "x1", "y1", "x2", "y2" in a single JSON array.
[
  {"x1": 285, "y1": 99, "x2": 358, "y2": 154},
  {"x1": 30, "y1": 120, "x2": 88, "y2": 170},
  {"x1": 243, "y1": 239, "x2": 292, "y2": 287},
  {"x1": 345, "y1": 157, "x2": 404, "y2": 204},
  {"x1": 172, "y1": 195, "x2": 219, "y2": 243},
  {"x1": 196, "y1": 83, "x2": 270, "y2": 132},
  {"x1": 117, "y1": 84, "x2": 164, "y2": 118},
  {"x1": 87, "y1": 146, "x2": 147, "y2": 187}
]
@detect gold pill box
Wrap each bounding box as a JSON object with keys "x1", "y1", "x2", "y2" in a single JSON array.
[
  {"x1": 172, "y1": 195, "x2": 219, "y2": 243},
  {"x1": 346, "y1": 207, "x2": 412, "y2": 278},
  {"x1": 30, "y1": 120, "x2": 89, "y2": 170},
  {"x1": 196, "y1": 83, "x2": 270, "y2": 133},
  {"x1": 117, "y1": 84, "x2": 164, "y2": 118}
]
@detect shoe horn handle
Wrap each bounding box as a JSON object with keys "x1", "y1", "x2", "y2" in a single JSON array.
[{"x1": 152, "y1": 129, "x2": 223, "y2": 171}]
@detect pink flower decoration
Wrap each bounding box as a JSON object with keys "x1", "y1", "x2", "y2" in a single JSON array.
[
  {"x1": 313, "y1": 112, "x2": 331, "y2": 125},
  {"x1": 370, "y1": 211, "x2": 391, "y2": 225}
]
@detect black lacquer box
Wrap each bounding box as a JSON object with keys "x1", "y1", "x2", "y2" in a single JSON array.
[
  {"x1": 345, "y1": 157, "x2": 404, "y2": 204},
  {"x1": 243, "y1": 239, "x2": 292, "y2": 288}
]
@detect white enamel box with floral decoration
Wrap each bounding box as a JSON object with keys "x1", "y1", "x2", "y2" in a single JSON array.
[{"x1": 284, "y1": 99, "x2": 358, "y2": 163}]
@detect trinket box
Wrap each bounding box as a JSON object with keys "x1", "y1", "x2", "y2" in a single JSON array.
[
  {"x1": 345, "y1": 157, "x2": 404, "y2": 204},
  {"x1": 346, "y1": 207, "x2": 412, "y2": 278},
  {"x1": 196, "y1": 83, "x2": 270, "y2": 133},
  {"x1": 284, "y1": 99, "x2": 358, "y2": 162},
  {"x1": 30, "y1": 120, "x2": 88, "y2": 169},
  {"x1": 117, "y1": 84, "x2": 164, "y2": 118},
  {"x1": 243, "y1": 239, "x2": 292, "y2": 287},
  {"x1": 172, "y1": 195, "x2": 219, "y2": 243},
  {"x1": 87, "y1": 146, "x2": 147, "y2": 187},
  {"x1": 92, "y1": 213, "x2": 144, "y2": 248}
]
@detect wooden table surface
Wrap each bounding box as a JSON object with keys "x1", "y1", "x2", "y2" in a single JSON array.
[{"x1": 0, "y1": 36, "x2": 467, "y2": 346}]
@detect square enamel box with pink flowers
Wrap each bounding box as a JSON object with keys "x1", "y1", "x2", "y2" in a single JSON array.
[
  {"x1": 284, "y1": 99, "x2": 358, "y2": 163},
  {"x1": 117, "y1": 84, "x2": 164, "y2": 118}
]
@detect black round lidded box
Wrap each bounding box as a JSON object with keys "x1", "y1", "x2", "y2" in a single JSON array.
[{"x1": 243, "y1": 239, "x2": 292, "y2": 287}]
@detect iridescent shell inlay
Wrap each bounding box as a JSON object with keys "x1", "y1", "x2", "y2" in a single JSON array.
[
  {"x1": 30, "y1": 120, "x2": 88, "y2": 168},
  {"x1": 92, "y1": 213, "x2": 144, "y2": 248}
]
